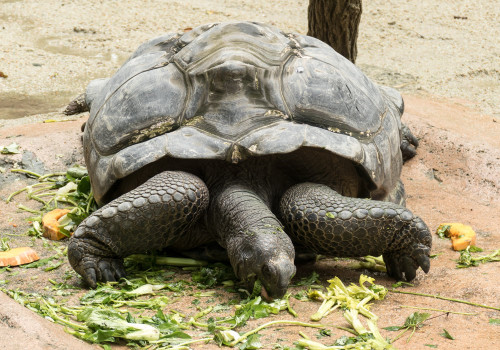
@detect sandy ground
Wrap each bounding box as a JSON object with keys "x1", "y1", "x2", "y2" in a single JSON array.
[{"x1": 0, "y1": 1, "x2": 499, "y2": 349}]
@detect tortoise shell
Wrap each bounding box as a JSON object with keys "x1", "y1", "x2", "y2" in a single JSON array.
[{"x1": 83, "y1": 21, "x2": 404, "y2": 205}]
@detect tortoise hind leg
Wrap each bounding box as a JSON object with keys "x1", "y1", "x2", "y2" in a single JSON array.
[
  {"x1": 279, "y1": 183, "x2": 431, "y2": 281},
  {"x1": 64, "y1": 78, "x2": 110, "y2": 116},
  {"x1": 68, "y1": 171, "x2": 209, "y2": 287},
  {"x1": 64, "y1": 93, "x2": 88, "y2": 115}
]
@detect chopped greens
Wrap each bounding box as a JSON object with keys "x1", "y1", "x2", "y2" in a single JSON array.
[
  {"x1": 440, "y1": 329, "x2": 454, "y2": 340},
  {"x1": 78, "y1": 308, "x2": 160, "y2": 341},
  {"x1": 384, "y1": 312, "x2": 431, "y2": 343},
  {"x1": 436, "y1": 224, "x2": 451, "y2": 239},
  {"x1": 308, "y1": 274, "x2": 387, "y2": 321},
  {"x1": 456, "y1": 246, "x2": 500, "y2": 268},
  {"x1": 7, "y1": 166, "x2": 97, "y2": 238},
  {"x1": 298, "y1": 309, "x2": 393, "y2": 349},
  {"x1": 0, "y1": 237, "x2": 10, "y2": 251},
  {"x1": 293, "y1": 271, "x2": 321, "y2": 287},
  {"x1": 191, "y1": 262, "x2": 235, "y2": 288},
  {"x1": 0, "y1": 142, "x2": 21, "y2": 154},
  {"x1": 350, "y1": 255, "x2": 387, "y2": 272}
]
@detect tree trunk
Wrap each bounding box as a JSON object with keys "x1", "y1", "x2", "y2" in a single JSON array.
[{"x1": 307, "y1": 0, "x2": 362, "y2": 63}]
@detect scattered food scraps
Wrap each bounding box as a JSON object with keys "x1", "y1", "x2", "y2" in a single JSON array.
[
  {"x1": 436, "y1": 223, "x2": 477, "y2": 251},
  {"x1": 0, "y1": 142, "x2": 21, "y2": 154},
  {"x1": 457, "y1": 247, "x2": 500, "y2": 268},
  {"x1": 42, "y1": 208, "x2": 72, "y2": 240},
  {"x1": 0, "y1": 247, "x2": 40, "y2": 267}
]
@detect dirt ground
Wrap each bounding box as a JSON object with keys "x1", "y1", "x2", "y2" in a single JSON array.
[{"x1": 1, "y1": 1, "x2": 499, "y2": 349}]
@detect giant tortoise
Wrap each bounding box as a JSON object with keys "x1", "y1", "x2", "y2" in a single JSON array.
[{"x1": 66, "y1": 21, "x2": 431, "y2": 299}]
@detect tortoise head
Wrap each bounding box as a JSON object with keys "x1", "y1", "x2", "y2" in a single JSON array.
[{"x1": 229, "y1": 232, "x2": 296, "y2": 300}]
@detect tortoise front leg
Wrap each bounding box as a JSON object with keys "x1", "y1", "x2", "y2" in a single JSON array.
[
  {"x1": 68, "y1": 171, "x2": 209, "y2": 287},
  {"x1": 279, "y1": 183, "x2": 431, "y2": 281}
]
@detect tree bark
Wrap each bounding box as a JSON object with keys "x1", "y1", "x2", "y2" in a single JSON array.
[{"x1": 307, "y1": 0, "x2": 362, "y2": 63}]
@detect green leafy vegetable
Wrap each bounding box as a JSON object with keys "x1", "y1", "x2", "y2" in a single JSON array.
[
  {"x1": 238, "y1": 333, "x2": 261, "y2": 349},
  {"x1": 308, "y1": 274, "x2": 387, "y2": 321},
  {"x1": 317, "y1": 329, "x2": 332, "y2": 338},
  {"x1": 385, "y1": 312, "x2": 430, "y2": 343},
  {"x1": 298, "y1": 309, "x2": 393, "y2": 349},
  {"x1": 66, "y1": 165, "x2": 88, "y2": 179},
  {"x1": 350, "y1": 255, "x2": 387, "y2": 272},
  {"x1": 392, "y1": 281, "x2": 414, "y2": 288},
  {"x1": 457, "y1": 247, "x2": 500, "y2": 268},
  {"x1": 293, "y1": 271, "x2": 321, "y2": 287},
  {"x1": 468, "y1": 246, "x2": 483, "y2": 253},
  {"x1": 78, "y1": 308, "x2": 160, "y2": 341},
  {"x1": 8, "y1": 166, "x2": 97, "y2": 237},
  {"x1": 0, "y1": 143, "x2": 21, "y2": 154},
  {"x1": 0, "y1": 238, "x2": 10, "y2": 252},
  {"x1": 440, "y1": 329, "x2": 454, "y2": 340},
  {"x1": 20, "y1": 253, "x2": 61, "y2": 269},
  {"x1": 436, "y1": 224, "x2": 451, "y2": 239},
  {"x1": 218, "y1": 320, "x2": 325, "y2": 348},
  {"x1": 191, "y1": 263, "x2": 235, "y2": 288},
  {"x1": 232, "y1": 296, "x2": 287, "y2": 327},
  {"x1": 490, "y1": 318, "x2": 500, "y2": 325}
]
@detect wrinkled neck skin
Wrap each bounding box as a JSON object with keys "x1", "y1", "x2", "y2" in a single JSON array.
[{"x1": 204, "y1": 160, "x2": 296, "y2": 299}]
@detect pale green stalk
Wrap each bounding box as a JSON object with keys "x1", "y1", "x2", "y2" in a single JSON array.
[
  {"x1": 227, "y1": 320, "x2": 326, "y2": 347},
  {"x1": 400, "y1": 305, "x2": 477, "y2": 315},
  {"x1": 390, "y1": 289, "x2": 500, "y2": 311}
]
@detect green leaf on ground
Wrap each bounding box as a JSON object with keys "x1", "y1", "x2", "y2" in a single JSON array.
[
  {"x1": 440, "y1": 329, "x2": 454, "y2": 340},
  {"x1": 293, "y1": 271, "x2": 320, "y2": 286},
  {"x1": 457, "y1": 247, "x2": 500, "y2": 268},
  {"x1": 0, "y1": 143, "x2": 21, "y2": 154}
]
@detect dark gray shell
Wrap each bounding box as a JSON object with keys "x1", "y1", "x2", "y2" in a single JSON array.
[{"x1": 83, "y1": 22, "x2": 404, "y2": 205}]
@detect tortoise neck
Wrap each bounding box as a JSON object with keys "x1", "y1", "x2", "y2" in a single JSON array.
[{"x1": 206, "y1": 178, "x2": 295, "y2": 291}]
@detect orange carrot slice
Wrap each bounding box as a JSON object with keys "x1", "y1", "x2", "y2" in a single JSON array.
[
  {"x1": 42, "y1": 208, "x2": 71, "y2": 240},
  {"x1": 436, "y1": 223, "x2": 477, "y2": 251},
  {"x1": 0, "y1": 247, "x2": 40, "y2": 266}
]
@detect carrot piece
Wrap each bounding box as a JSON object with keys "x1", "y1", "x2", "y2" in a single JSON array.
[
  {"x1": 436, "y1": 223, "x2": 477, "y2": 251},
  {"x1": 42, "y1": 208, "x2": 71, "y2": 240},
  {"x1": 451, "y1": 234, "x2": 477, "y2": 251},
  {"x1": 0, "y1": 247, "x2": 40, "y2": 266}
]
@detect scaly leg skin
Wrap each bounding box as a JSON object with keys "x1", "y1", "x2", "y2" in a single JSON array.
[
  {"x1": 280, "y1": 183, "x2": 431, "y2": 281},
  {"x1": 64, "y1": 93, "x2": 89, "y2": 115},
  {"x1": 68, "y1": 171, "x2": 209, "y2": 287}
]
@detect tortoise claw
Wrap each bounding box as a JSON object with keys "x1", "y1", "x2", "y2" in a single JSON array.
[
  {"x1": 112, "y1": 260, "x2": 127, "y2": 280},
  {"x1": 84, "y1": 267, "x2": 97, "y2": 288},
  {"x1": 401, "y1": 256, "x2": 417, "y2": 281},
  {"x1": 413, "y1": 244, "x2": 431, "y2": 273},
  {"x1": 72, "y1": 253, "x2": 126, "y2": 288},
  {"x1": 384, "y1": 242, "x2": 431, "y2": 281},
  {"x1": 384, "y1": 253, "x2": 403, "y2": 280},
  {"x1": 99, "y1": 260, "x2": 117, "y2": 282}
]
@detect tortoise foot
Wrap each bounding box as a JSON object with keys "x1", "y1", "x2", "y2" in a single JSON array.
[
  {"x1": 384, "y1": 242, "x2": 431, "y2": 281},
  {"x1": 68, "y1": 237, "x2": 126, "y2": 288}
]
